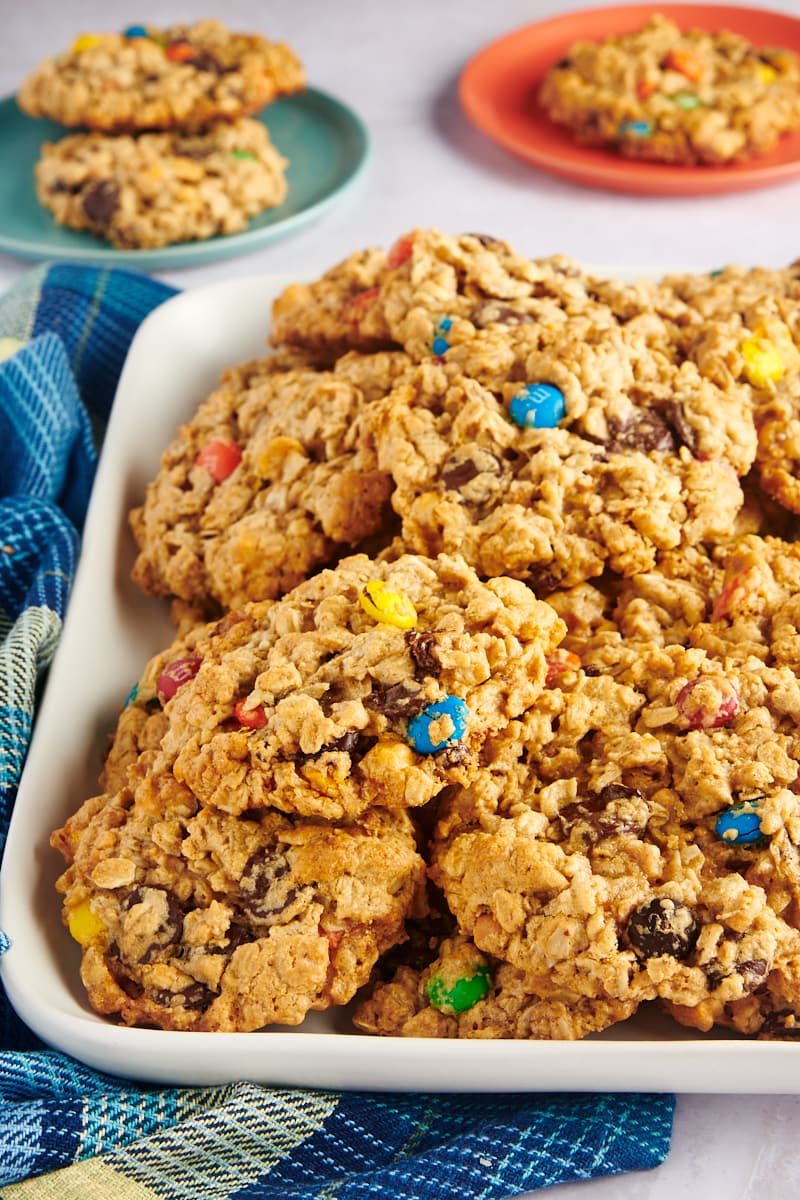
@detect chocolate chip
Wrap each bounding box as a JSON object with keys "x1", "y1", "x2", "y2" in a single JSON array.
[
  {"x1": 440, "y1": 447, "x2": 503, "y2": 495},
  {"x1": 627, "y1": 898, "x2": 699, "y2": 961},
  {"x1": 462, "y1": 232, "x2": 503, "y2": 246},
  {"x1": 760, "y1": 1012, "x2": 800, "y2": 1038},
  {"x1": 405, "y1": 630, "x2": 441, "y2": 677},
  {"x1": 598, "y1": 783, "x2": 644, "y2": 805},
  {"x1": 526, "y1": 565, "x2": 563, "y2": 595},
  {"x1": 436, "y1": 741, "x2": 471, "y2": 767},
  {"x1": 366, "y1": 681, "x2": 428, "y2": 719},
  {"x1": 240, "y1": 848, "x2": 293, "y2": 921},
  {"x1": 606, "y1": 411, "x2": 676, "y2": 455},
  {"x1": 469, "y1": 300, "x2": 537, "y2": 329},
  {"x1": 738, "y1": 958, "x2": 769, "y2": 993},
  {"x1": 122, "y1": 887, "x2": 184, "y2": 964},
  {"x1": 666, "y1": 403, "x2": 700, "y2": 456},
  {"x1": 82, "y1": 179, "x2": 120, "y2": 224},
  {"x1": 191, "y1": 49, "x2": 223, "y2": 74},
  {"x1": 442, "y1": 457, "x2": 481, "y2": 490},
  {"x1": 151, "y1": 982, "x2": 215, "y2": 1011}
]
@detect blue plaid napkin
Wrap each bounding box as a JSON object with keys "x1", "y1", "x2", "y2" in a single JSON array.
[{"x1": 0, "y1": 263, "x2": 675, "y2": 1197}]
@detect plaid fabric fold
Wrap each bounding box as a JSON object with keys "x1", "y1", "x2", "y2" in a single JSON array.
[{"x1": 0, "y1": 263, "x2": 675, "y2": 1197}]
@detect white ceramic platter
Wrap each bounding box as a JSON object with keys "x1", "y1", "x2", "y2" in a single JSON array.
[{"x1": 2, "y1": 273, "x2": 800, "y2": 1091}]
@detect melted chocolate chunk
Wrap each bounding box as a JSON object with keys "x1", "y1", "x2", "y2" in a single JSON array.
[
  {"x1": 606, "y1": 411, "x2": 676, "y2": 455},
  {"x1": 366, "y1": 681, "x2": 428, "y2": 719},
  {"x1": 469, "y1": 300, "x2": 537, "y2": 329},
  {"x1": 627, "y1": 898, "x2": 700, "y2": 961},
  {"x1": 526, "y1": 564, "x2": 563, "y2": 595},
  {"x1": 122, "y1": 887, "x2": 184, "y2": 964},
  {"x1": 441, "y1": 457, "x2": 481, "y2": 490},
  {"x1": 405, "y1": 630, "x2": 441, "y2": 677},
  {"x1": 151, "y1": 982, "x2": 215, "y2": 1011},
  {"x1": 82, "y1": 179, "x2": 120, "y2": 224},
  {"x1": 239, "y1": 848, "x2": 294, "y2": 921},
  {"x1": 666, "y1": 403, "x2": 700, "y2": 456},
  {"x1": 436, "y1": 741, "x2": 471, "y2": 768},
  {"x1": 191, "y1": 49, "x2": 224, "y2": 74}
]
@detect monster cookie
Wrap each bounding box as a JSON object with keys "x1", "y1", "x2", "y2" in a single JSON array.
[
  {"x1": 117, "y1": 552, "x2": 565, "y2": 822},
  {"x1": 539, "y1": 14, "x2": 800, "y2": 165},
  {"x1": 359, "y1": 356, "x2": 746, "y2": 594},
  {"x1": 660, "y1": 264, "x2": 800, "y2": 517},
  {"x1": 353, "y1": 934, "x2": 638, "y2": 1039},
  {"x1": 99, "y1": 608, "x2": 262, "y2": 797},
  {"x1": 35, "y1": 118, "x2": 288, "y2": 250},
  {"x1": 129, "y1": 351, "x2": 413, "y2": 612},
  {"x1": 18, "y1": 20, "x2": 305, "y2": 131},
  {"x1": 421, "y1": 536, "x2": 800, "y2": 1036},
  {"x1": 269, "y1": 228, "x2": 693, "y2": 362},
  {"x1": 51, "y1": 774, "x2": 426, "y2": 1032}
]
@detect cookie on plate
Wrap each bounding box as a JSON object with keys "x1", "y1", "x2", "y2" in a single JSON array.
[
  {"x1": 129, "y1": 351, "x2": 412, "y2": 611},
  {"x1": 52, "y1": 774, "x2": 427, "y2": 1032},
  {"x1": 34, "y1": 118, "x2": 288, "y2": 250},
  {"x1": 538, "y1": 14, "x2": 800, "y2": 165},
  {"x1": 18, "y1": 20, "x2": 305, "y2": 132}
]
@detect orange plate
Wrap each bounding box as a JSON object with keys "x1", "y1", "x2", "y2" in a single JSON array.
[{"x1": 459, "y1": 3, "x2": 800, "y2": 195}]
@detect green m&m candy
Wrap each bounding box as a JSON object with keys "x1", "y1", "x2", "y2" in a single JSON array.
[{"x1": 425, "y1": 964, "x2": 491, "y2": 1014}]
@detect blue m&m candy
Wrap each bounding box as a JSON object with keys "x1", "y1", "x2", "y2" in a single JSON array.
[
  {"x1": 509, "y1": 383, "x2": 565, "y2": 429},
  {"x1": 407, "y1": 695, "x2": 468, "y2": 754},
  {"x1": 123, "y1": 24, "x2": 149, "y2": 38},
  {"x1": 714, "y1": 798, "x2": 766, "y2": 844},
  {"x1": 432, "y1": 316, "x2": 453, "y2": 356},
  {"x1": 123, "y1": 682, "x2": 139, "y2": 707},
  {"x1": 618, "y1": 119, "x2": 653, "y2": 138}
]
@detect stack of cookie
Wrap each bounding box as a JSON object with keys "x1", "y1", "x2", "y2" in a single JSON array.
[
  {"x1": 17, "y1": 21, "x2": 305, "y2": 250},
  {"x1": 52, "y1": 229, "x2": 800, "y2": 1041}
]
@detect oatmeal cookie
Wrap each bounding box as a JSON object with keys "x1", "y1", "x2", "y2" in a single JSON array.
[
  {"x1": 35, "y1": 118, "x2": 288, "y2": 250},
  {"x1": 52, "y1": 770, "x2": 426, "y2": 1032},
  {"x1": 18, "y1": 21, "x2": 305, "y2": 132},
  {"x1": 270, "y1": 228, "x2": 691, "y2": 362},
  {"x1": 118, "y1": 553, "x2": 565, "y2": 822},
  {"x1": 129, "y1": 351, "x2": 411, "y2": 612},
  {"x1": 539, "y1": 14, "x2": 800, "y2": 165},
  {"x1": 361, "y1": 358, "x2": 745, "y2": 594},
  {"x1": 353, "y1": 934, "x2": 638, "y2": 1039},
  {"x1": 422, "y1": 536, "x2": 800, "y2": 1036}
]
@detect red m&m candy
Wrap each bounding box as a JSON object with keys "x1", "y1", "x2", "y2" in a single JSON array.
[{"x1": 195, "y1": 439, "x2": 241, "y2": 482}]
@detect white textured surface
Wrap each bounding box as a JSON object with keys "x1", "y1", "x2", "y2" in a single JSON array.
[{"x1": 2, "y1": 4, "x2": 800, "y2": 1197}]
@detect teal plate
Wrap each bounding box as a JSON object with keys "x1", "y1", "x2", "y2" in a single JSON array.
[{"x1": 0, "y1": 88, "x2": 370, "y2": 269}]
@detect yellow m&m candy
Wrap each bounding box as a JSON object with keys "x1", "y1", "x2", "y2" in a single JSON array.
[
  {"x1": 739, "y1": 335, "x2": 784, "y2": 389},
  {"x1": 67, "y1": 901, "x2": 106, "y2": 946},
  {"x1": 70, "y1": 34, "x2": 104, "y2": 53},
  {"x1": 359, "y1": 580, "x2": 417, "y2": 629}
]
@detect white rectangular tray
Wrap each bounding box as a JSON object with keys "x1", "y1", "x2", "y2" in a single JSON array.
[{"x1": 2, "y1": 273, "x2": 799, "y2": 1090}]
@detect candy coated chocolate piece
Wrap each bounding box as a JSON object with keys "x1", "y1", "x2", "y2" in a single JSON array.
[
  {"x1": 739, "y1": 335, "x2": 785, "y2": 388},
  {"x1": 509, "y1": 383, "x2": 565, "y2": 429},
  {"x1": 627, "y1": 898, "x2": 699, "y2": 960},
  {"x1": 195, "y1": 439, "x2": 242, "y2": 483},
  {"x1": 618, "y1": 119, "x2": 653, "y2": 138},
  {"x1": 715, "y1": 798, "x2": 766, "y2": 844},
  {"x1": 156, "y1": 655, "x2": 202, "y2": 701},
  {"x1": 426, "y1": 964, "x2": 491, "y2": 1013},
  {"x1": 407, "y1": 695, "x2": 468, "y2": 754},
  {"x1": 67, "y1": 901, "x2": 106, "y2": 945},
  {"x1": 674, "y1": 676, "x2": 739, "y2": 730},
  {"x1": 359, "y1": 580, "x2": 417, "y2": 629}
]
